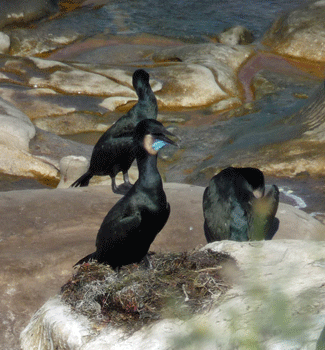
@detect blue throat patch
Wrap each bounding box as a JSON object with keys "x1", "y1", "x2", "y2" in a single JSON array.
[{"x1": 152, "y1": 140, "x2": 167, "y2": 151}]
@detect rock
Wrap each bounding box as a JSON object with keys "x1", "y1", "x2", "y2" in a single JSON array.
[
  {"x1": 0, "y1": 97, "x2": 62, "y2": 182},
  {"x1": 0, "y1": 0, "x2": 59, "y2": 29},
  {"x1": 33, "y1": 112, "x2": 109, "y2": 135},
  {"x1": 217, "y1": 25, "x2": 254, "y2": 46},
  {"x1": 0, "y1": 86, "x2": 77, "y2": 121},
  {"x1": 154, "y1": 63, "x2": 228, "y2": 108},
  {"x1": 209, "y1": 97, "x2": 242, "y2": 112},
  {"x1": 0, "y1": 96, "x2": 35, "y2": 151},
  {"x1": 20, "y1": 239, "x2": 325, "y2": 349},
  {"x1": 187, "y1": 81, "x2": 325, "y2": 182},
  {"x1": 0, "y1": 51, "x2": 254, "y2": 136},
  {"x1": 317, "y1": 326, "x2": 325, "y2": 350},
  {"x1": 57, "y1": 155, "x2": 89, "y2": 188},
  {"x1": 0, "y1": 184, "x2": 324, "y2": 349},
  {"x1": 0, "y1": 94, "x2": 96, "y2": 182},
  {"x1": 152, "y1": 43, "x2": 253, "y2": 98},
  {"x1": 262, "y1": 0, "x2": 325, "y2": 62},
  {"x1": 29, "y1": 65, "x2": 134, "y2": 96},
  {"x1": 0, "y1": 145, "x2": 59, "y2": 181},
  {"x1": 0, "y1": 32, "x2": 10, "y2": 53}
]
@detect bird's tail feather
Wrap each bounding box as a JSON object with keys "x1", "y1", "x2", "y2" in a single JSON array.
[
  {"x1": 74, "y1": 252, "x2": 97, "y2": 267},
  {"x1": 70, "y1": 171, "x2": 92, "y2": 187}
]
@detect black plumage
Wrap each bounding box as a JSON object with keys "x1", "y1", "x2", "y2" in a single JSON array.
[
  {"x1": 203, "y1": 167, "x2": 279, "y2": 242},
  {"x1": 71, "y1": 69, "x2": 158, "y2": 194},
  {"x1": 75, "y1": 119, "x2": 177, "y2": 270}
]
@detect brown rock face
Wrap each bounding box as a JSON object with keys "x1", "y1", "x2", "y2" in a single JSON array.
[{"x1": 262, "y1": 1, "x2": 325, "y2": 63}]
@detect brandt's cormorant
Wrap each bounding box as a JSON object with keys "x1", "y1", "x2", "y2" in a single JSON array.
[
  {"x1": 75, "y1": 119, "x2": 177, "y2": 270},
  {"x1": 203, "y1": 167, "x2": 279, "y2": 242},
  {"x1": 71, "y1": 69, "x2": 158, "y2": 194}
]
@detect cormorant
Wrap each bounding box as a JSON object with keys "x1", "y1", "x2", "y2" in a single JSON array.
[
  {"x1": 203, "y1": 167, "x2": 279, "y2": 242},
  {"x1": 75, "y1": 119, "x2": 177, "y2": 270},
  {"x1": 70, "y1": 69, "x2": 158, "y2": 194}
]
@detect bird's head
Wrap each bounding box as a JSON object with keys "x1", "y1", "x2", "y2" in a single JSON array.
[{"x1": 134, "y1": 119, "x2": 178, "y2": 156}]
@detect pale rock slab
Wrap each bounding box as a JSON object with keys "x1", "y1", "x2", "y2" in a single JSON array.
[
  {"x1": 0, "y1": 96, "x2": 35, "y2": 151},
  {"x1": 20, "y1": 240, "x2": 325, "y2": 350}
]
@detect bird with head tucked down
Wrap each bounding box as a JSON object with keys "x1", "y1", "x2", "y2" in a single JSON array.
[{"x1": 203, "y1": 167, "x2": 279, "y2": 243}]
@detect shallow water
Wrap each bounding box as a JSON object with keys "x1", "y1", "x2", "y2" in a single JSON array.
[
  {"x1": 73, "y1": 0, "x2": 308, "y2": 41},
  {"x1": 16, "y1": 0, "x2": 308, "y2": 51}
]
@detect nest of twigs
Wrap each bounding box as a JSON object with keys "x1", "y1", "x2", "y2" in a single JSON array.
[{"x1": 61, "y1": 249, "x2": 238, "y2": 332}]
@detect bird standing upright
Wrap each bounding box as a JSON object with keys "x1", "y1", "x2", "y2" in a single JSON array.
[
  {"x1": 71, "y1": 69, "x2": 158, "y2": 194},
  {"x1": 75, "y1": 119, "x2": 177, "y2": 270}
]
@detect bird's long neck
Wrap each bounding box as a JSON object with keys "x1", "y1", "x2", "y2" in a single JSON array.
[
  {"x1": 137, "y1": 85, "x2": 154, "y2": 101},
  {"x1": 136, "y1": 150, "x2": 162, "y2": 190}
]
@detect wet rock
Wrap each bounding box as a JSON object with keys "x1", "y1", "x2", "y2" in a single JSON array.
[
  {"x1": 33, "y1": 112, "x2": 109, "y2": 135},
  {"x1": 152, "y1": 43, "x2": 252, "y2": 71},
  {"x1": 152, "y1": 43, "x2": 253, "y2": 97},
  {"x1": 263, "y1": 0, "x2": 325, "y2": 62},
  {"x1": 0, "y1": 52, "x2": 252, "y2": 134},
  {"x1": 209, "y1": 97, "x2": 242, "y2": 113},
  {"x1": 0, "y1": 86, "x2": 77, "y2": 121},
  {"x1": 154, "y1": 63, "x2": 227, "y2": 108},
  {"x1": 29, "y1": 65, "x2": 134, "y2": 96},
  {"x1": 216, "y1": 25, "x2": 254, "y2": 46},
  {"x1": 8, "y1": 27, "x2": 80, "y2": 57},
  {"x1": 185, "y1": 81, "x2": 325, "y2": 183},
  {"x1": 0, "y1": 0, "x2": 59, "y2": 29},
  {"x1": 20, "y1": 239, "x2": 325, "y2": 349}
]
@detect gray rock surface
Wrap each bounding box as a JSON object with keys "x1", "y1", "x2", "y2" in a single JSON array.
[{"x1": 0, "y1": 184, "x2": 324, "y2": 350}]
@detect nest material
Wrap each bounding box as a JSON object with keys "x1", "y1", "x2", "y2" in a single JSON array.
[{"x1": 61, "y1": 249, "x2": 237, "y2": 332}]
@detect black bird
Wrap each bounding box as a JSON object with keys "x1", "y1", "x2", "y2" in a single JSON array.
[
  {"x1": 71, "y1": 69, "x2": 158, "y2": 194},
  {"x1": 75, "y1": 119, "x2": 177, "y2": 270},
  {"x1": 203, "y1": 167, "x2": 279, "y2": 242}
]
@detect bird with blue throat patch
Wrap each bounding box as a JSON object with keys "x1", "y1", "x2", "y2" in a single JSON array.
[
  {"x1": 75, "y1": 119, "x2": 178, "y2": 270},
  {"x1": 203, "y1": 167, "x2": 279, "y2": 242},
  {"x1": 70, "y1": 69, "x2": 158, "y2": 194}
]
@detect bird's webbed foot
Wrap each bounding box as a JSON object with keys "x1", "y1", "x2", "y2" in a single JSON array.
[
  {"x1": 112, "y1": 182, "x2": 133, "y2": 195},
  {"x1": 111, "y1": 177, "x2": 133, "y2": 195}
]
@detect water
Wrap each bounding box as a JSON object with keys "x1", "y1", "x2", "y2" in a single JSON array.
[
  {"x1": 101, "y1": 0, "x2": 307, "y2": 40},
  {"x1": 48, "y1": 0, "x2": 308, "y2": 43}
]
